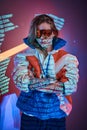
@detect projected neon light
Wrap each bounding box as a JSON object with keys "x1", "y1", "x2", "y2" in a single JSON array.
[
  {"x1": 0, "y1": 58, "x2": 10, "y2": 95},
  {"x1": 0, "y1": 13, "x2": 19, "y2": 95},
  {"x1": 0, "y1": 13, "x2": 18, "y2": 52}
]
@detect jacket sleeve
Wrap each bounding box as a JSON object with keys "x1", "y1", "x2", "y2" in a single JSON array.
[
  {"x1": 63, "y1": 54, "x2": 79, "y2": 95},
  {"x1": 12, "y1": 53, "x2": 30, "y2": 92},
  {"x1": 36, "y1": 53, "x2": 79, "y2": 95},
  {"x1": 55, "y1": 53, "x2": 79, "y2": 95}
]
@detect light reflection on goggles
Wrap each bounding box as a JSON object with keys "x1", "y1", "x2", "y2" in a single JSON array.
[{"x1": 36, "y1": 29, "x2": 52, "y2": 38}]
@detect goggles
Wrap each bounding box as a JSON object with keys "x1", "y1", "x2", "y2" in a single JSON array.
[{"x1": 36, "y1": 29, "x2": 52, "y2": 38}]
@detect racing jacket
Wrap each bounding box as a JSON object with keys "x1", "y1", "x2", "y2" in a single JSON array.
[{"x1": 12, "y1": 37, "x2": 79, "y2": 119}]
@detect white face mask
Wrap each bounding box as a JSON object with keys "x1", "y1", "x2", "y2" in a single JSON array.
[{"x1": 36, "y1": 37, "x2": 53, "y2": 49}]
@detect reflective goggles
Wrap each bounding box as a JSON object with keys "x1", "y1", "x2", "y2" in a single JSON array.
[{"x1": 36, "y1": 29, "x2": 53, "y2": 38}]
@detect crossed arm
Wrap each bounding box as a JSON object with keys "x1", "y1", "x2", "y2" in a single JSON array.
[
  {"x1": 12, "y1": 52, "x2": 79, "y2": 95},
  {"x1": 12, "y1": 53, "x2": 64, "y2": 94}
]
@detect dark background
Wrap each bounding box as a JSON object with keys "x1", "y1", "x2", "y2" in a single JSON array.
[{"x1": 0, "y1": 0, "x2": 87, "y2": 130}]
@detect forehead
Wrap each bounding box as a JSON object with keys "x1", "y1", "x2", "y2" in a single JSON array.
[{"x1": 38, "y1": 22, "x2": 51, "y2": 30}]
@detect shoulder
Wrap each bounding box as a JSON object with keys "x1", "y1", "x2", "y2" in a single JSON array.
[
  {"x1": 53, "y1": 49, "x2": 67, "y2": 62},
  {"x1": 59, "y1": 50, "x2": 79, "y2": 66},
  {"x1": 14, "y1": 48, "x2": 37, "y2": 58},
  {"x1": 55, "y1": 49, "x2": 79, "y2": 67},
  {"x1": 14, "y1": 48, "x2": 37, "y2": 66}
]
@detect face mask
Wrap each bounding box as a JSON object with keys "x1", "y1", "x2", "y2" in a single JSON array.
[{"x1": 36, "y1": 37, "x2": 53, "y2": 48}]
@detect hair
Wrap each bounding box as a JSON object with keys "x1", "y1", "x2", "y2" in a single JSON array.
[{"x1": 28, "y1": 14, "x2": 58, "y2": 44}]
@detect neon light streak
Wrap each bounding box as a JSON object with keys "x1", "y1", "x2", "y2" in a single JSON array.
[{"x1": 0, "y1": 43, "x2": 28, "y2": 61}]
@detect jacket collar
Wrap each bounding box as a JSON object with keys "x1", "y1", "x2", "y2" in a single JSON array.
[{"x1": 23, "y1": 37, "x2": 67, "y2": 50}]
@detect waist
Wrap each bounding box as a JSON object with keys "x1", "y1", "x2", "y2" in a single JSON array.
[{"x1": 17, "y1": 91, "x2": 66, "y2": 119}]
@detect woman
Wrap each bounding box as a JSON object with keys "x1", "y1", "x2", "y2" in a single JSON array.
[{"x1": 12, "y1": 14, "x2": 79, "y2": 130}]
